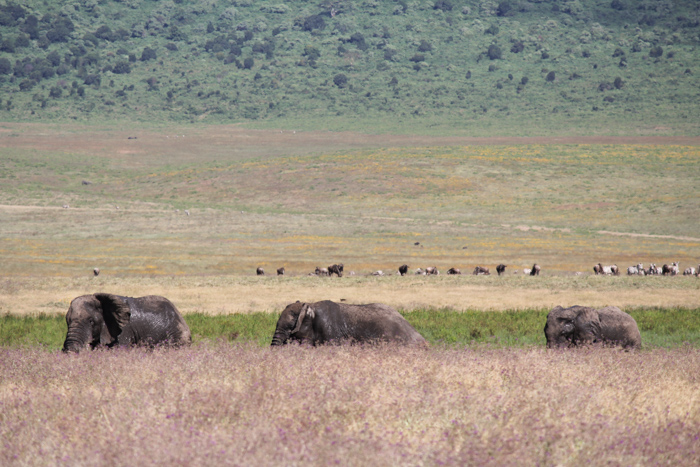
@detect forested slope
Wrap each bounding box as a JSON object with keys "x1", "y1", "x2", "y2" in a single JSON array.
[{"x1": 0, "y1": 0, "x2": 698, "y2": 134}]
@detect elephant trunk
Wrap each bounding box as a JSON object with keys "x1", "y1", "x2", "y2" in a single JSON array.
[
  {"x1": 62, "y1": 327, "x2": 89, "y2": 353},
  {"x1": 271, "y1": 332, "x2": 288, "y2": 346}
]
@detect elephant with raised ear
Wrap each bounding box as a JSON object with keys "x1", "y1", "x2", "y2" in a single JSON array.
[
  {"x1": 62, "y1": 293, "x2": 191, "y2": 352},
  {"x1": 544, "y1": 305, "x2": 641, "y2": 349},
  {"x1": 271, "y1": 300, "x2": 426, "y2": 346}
]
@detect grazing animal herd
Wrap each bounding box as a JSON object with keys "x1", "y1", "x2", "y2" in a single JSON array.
[
  {"x1": 594, "y1": 261, "x2": 698, "y2": 276},
  {"x1": 65, "y1": 259, "x2": 695, "y2": 353},
  {"x1": 253, "y1": 263, "x2": 543, "y2": 277}
]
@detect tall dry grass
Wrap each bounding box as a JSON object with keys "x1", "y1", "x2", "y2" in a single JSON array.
[{"x1": 2, "y1": 344, "x2": 698, "y2": 465}]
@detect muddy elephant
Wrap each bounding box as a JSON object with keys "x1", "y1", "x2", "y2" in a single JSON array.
[
  {"x1": 271, "y1": 300, "x2": 426, "y2": 346},
  {"x1": 544, "y1": 305, "x2": 641, "y2": 349},
  {"x1": 62, "y1": 293, "x2": 191, "y2": 352}
]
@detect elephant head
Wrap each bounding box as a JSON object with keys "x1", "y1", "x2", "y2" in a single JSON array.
[
  {"x1": 270, "y1": 301, "x2": 315, "y2": 346},
  {"x1": 62, "y1": 294, "x2": 131, "y2": 353},
  {"x1": 544, "y1": 305, "x2": 586, "y2": 348}
]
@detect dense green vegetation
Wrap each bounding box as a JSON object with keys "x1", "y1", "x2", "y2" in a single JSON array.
[
  {"x1": 0, "y1": 0, "x2": 698, "y2": 134},
  {"x1": 2, "y1": 307, "x2": 699, "y2": 348}
]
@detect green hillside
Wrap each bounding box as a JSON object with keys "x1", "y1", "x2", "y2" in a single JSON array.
[{"x1": 0, "y1": 0, "x2": 698, "y2": 134}]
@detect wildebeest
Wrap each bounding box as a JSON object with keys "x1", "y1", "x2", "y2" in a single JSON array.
[
  {"x1": 425, "y1": 267, "x2": 439, "y2": 275},
  {"x1": 93, "y1": 268, "x2": 100, "y2": 277},
  {"x1": 530, "y1": 264, "x2": 541, "y2": 276},
  {"x1": 472, "y1": 266, "x2": 490, "y2": 275},
  {"x1": 398, "y1": 264, "x2": 409, "y2": 276},
  {"x1": 277, "y1": 267, "x2": 285, "y2": 276},
  {"x1": 315, "y1": 267, "x2": 329, "y2": 276},
  {"x1": 256, "y1": 267, "x2": 265, "y2": 276},
  {"x1": 662, "y1": 262, "x2": 679, "y2": 276},
  {"x1": 446, "y1": 268, "x2": 461, "y2": 275},
  {"x1": 328, "y1": 263, "x2": 344, "y2": 277},
  {"x1": 593, "y1": 263, "x2": 603, "y2": 275},
  {"x1": 496, "y1": 264, "x2": 506, "y2": 276}
]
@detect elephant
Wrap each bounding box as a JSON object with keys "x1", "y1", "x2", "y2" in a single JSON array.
[
  {"x1": 544, "y1": 305, "x2": 641, "y2": 349},
  {"x1": 62, "y1": 293, "x2": 191, "y2": 352},
  {"x1": 271, "y1": 300, "x2": 427, "y2": 346}
]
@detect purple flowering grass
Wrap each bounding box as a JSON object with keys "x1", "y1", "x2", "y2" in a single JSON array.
[{"x1": 1, "y1": 344, "x2": 698, "y2": 465}]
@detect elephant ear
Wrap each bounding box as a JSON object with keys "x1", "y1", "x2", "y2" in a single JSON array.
[
  {"x1": 291, "y1": 304, "x2": 315, "y2": 335},
  {"x1": 94, "y1": 293, "x2": 131, "y2": 340}
]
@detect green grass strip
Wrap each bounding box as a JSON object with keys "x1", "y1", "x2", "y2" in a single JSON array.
[{"x1": 1, "y1": 308, "x2": 699, "y2": 350}]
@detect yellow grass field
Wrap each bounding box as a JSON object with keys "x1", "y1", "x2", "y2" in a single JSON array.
[{"x1": 1, "y1": 124, "x2": 698, "y2": 315}]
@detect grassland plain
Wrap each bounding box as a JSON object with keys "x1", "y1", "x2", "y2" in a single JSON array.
[{"x1": 1, "y1": 344, "x2": 699, "y2": 465}]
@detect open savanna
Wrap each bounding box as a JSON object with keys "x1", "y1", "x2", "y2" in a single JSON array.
[
  {"x1": 1, "y1": 124, "x2": 699, "y2": 314},
  {"x1": 2, "y1": 344, "x2": 699, "y2": 465}
]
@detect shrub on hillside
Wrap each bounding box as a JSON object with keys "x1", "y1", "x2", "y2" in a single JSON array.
[
  {"x1": 417, "y1": 40, "x2": 432, "y2": 53},
  {"x1": 614, "y1": 77, "x2": 624, "y2": 89},
  {"x1": 433, "y1": 0, "x2": 453, "y2": 12},
  {"x1": 141, "y1": 47, "x2": 157, "y2": 61},
  {"x1": 303, "y1": 14, "x2": 326, "y2": 32},
  {"x1": 410, "y1": 53, "x2": 425, "y2": 63},
  {"x1": 243, "y1": 57, "x2": 254, "y2": 69},
  {"x1": 487, "y1": 44, "x2": 502, "y2": 60},
  {"x1": 113, "y1": 61, "x2": 131, "y2": 74},
  {"x1": 546, "y1": 71, "x2": 556, "y2": 81},
  {"x1": 649, "y1": 46, "x2": 663, "y2": 58},
  {"x1": 510, "y1": 41, "x2": 524, "y2": 53},
  {"x1": 333, "y1": 73, "x2": 348, "y2": 88},
  {"x1": 0, "y1": 58, "x2": 11, "y2": 75}
]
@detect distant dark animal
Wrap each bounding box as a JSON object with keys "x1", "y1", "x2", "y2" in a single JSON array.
[
  {"x1": 256, "y1": 267, "x2": 265, "y2": 276},
  {"x1": 473, "y1": 266, "x2": 490, "y2": 275},
  {"x1": 127, "y1": 136, "x2": 137, "y2": 140},
  {"x1": 414, "y1": 242, "x2": 420, "y2": 246},
  {"x1": 81, "y1": 180, "x2": 92, "y2": 185},
  {"x1": 447, "y1": 268, "x2": 461, "y2": 275},
  {"x1": 277, "y1": 267, "x2": 285, "y2": 276},
  {"x1": 496, "y1": 264, "x2": 506, "y2": 276},
  {"x1": 425, "y1": 267, "x2": 439, "y2": 275},
  {"x1": 593, "y1": 263, "x2": 603, "y2": 275},
  {"x1": 544, "y1": 305, "x2": 641, "y2": 349},
  {"x1": 662, "y1": 262, "x2": 679, "y2": 276},
  {"x1": 93, "y1": 268, "x2": 100, "y2": 277},
  {"x1": 530, "y1": 264, "x2": 541, "y2": 276},
  {"x1": 315, "y1": 267, "x2": 329, "y2": 276},
  {"x1": 271, "y1": 300, "x2": 426, "y2": 346},
  {"x1": 398, "y1": 264, "x2": 409, "y2": 276},
  {"x1": 328, "y1": 263, "x2": 344, "y2": 277},
  {"x1": 63, "y1": 293, "x2": 191, "y2": 353}
]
